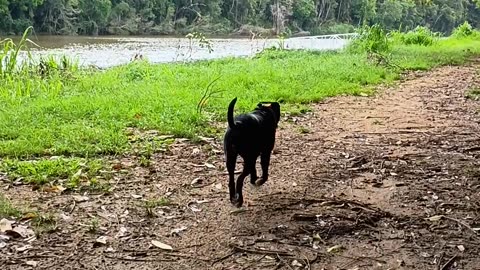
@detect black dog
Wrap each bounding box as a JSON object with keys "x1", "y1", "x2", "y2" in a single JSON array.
[{"x1": 223, "y1": 97, "x2": 281, "y2": 207}]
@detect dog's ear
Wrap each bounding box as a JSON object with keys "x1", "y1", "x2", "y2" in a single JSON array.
[{"x1": 270, "y1": 102, "x2": 281, "y2": 124}]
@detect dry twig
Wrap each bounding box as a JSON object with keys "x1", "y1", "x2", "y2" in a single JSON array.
[
  {"x1": 443, "y1": 216, "x2": 480, "y2": 239},
  {"x1": 440, "y1": 255, "x2": 457, "y2": 270},
  {"x1": 229, "y1": 244, "x2": 294, "y2": 257}
]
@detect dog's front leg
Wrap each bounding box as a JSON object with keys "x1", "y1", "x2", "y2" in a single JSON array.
[
  {"x1": 256, "y1": 151, "x2": 272, "y2": 186},
  {"x1": 249, "y1": 156, "x2": 259, "y2": 185}
]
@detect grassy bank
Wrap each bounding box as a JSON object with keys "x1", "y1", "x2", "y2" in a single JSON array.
[{"x1": 1, "y1": 30, "x2": 480, "y2": 161}]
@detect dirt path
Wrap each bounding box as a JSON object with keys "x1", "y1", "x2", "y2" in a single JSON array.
[{"x1": 2, "y1": 63, "x2": 480, "y2": 270}]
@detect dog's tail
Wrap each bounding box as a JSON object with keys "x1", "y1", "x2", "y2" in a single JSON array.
[{"x1": 227, "y1": 97, "x2": 237, "y2": 129}]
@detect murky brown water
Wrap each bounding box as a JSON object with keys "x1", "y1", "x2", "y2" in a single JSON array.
[{"x1": 12, "y1": 35, "x2": 350, "y2": 68}]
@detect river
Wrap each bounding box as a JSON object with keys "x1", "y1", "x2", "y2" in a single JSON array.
[{"x1": 13, "y1": 35, "x2": 352, "y2": 68}]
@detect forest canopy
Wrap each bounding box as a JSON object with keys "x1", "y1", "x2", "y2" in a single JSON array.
[{"x1": 1, "y1": 0, "x2": 480, "y2": 36}]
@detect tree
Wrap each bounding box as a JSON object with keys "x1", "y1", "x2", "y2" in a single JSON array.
[
  {"x1": 1, "y1": 0, "x2": 480, "y2": 36},
  {"x1": 34, "y1": 0, "x2": 79, "y2": 34},
  {"x1": 77, "y1": 0, "x2": 111, "y2": 35},
  {"x1": 292, "y1": 0, "x2": 315, "y2": 29}
]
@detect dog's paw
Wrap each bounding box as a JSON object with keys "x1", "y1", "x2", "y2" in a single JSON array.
[
  {"x1": 249, "y1": 176, "x2": 259, "y2": 185},
  {"x1": 254, "y1": 178, "x2": 267, "y2": 186},
  {"x1": 230, "y1": 194, "x2": 243, "y2": 207}
]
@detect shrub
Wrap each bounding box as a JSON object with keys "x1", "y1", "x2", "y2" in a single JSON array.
[
  {"x1": 311, "y1": 23, "x2": 356, "y2": 35},
  {"x1": 390, "y1": 26, "x2": 439, "y2": 46},
  {"x1": 452, "y1": 21, "x2": 479, "y2": 38},
  {"x1": 347, "y1": 24, "x2": 392, "y2": 55}
]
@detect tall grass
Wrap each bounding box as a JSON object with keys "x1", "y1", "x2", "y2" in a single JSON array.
[
  {"x1": 0, "y1": 27, "x2": 80, "y2": 99},
  {"x1": 347, "y1": 24, "x2": 392, "y2": 55},
  {"x1": 1, "y1": 24, "x2": 480, "y2": 158},
  {"x1": 0, "y1": 27, "x2": 37, "y2": 77}
]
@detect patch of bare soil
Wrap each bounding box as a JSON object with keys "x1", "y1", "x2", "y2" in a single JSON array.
[{"x1": 2, "y1": 63, "x2": 480, "y2": 270}]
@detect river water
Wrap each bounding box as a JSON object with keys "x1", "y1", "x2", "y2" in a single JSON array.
[{"x1": 15, "y1": 35, "x2": 351, "y2": 68}]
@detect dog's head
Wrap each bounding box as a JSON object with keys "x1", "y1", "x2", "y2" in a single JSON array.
[{"x1": 256, "y1": 101, "x2": 281, "y2": 126}]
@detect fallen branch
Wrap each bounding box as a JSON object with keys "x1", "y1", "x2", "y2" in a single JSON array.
[
  {"x1": 291, "y1": 213, "x2": 322, "y2": 221},
  {"x1": 308, "y1": 198, "x2": 390, "y2": 216},
  {"x1": 105, "y1": 254, "x2": 174, "y2": 262},
  {"x1": 230, "y1": 208, "x2": 249, "y2": 215},
  {"x1": 240, "y1": 254, "x2": 269, "y2": 270},
  {"x1": 68, "y1": 199, "x2": 76, "y2": 214},
  {"x1": 276, "y1": 254, "x2": 294, "y2": 270},
  {"x1": 177, "y1": 243, "x2": 205, "y2": 250},
  {"x1": 274, "y1": 261, "x2": 285, "y2": 270},
  {"x1": 229, "y1": 244, "x2": 294, "y2": 257},
  {"x1": 339, "y1": 254, "x2": 387, "y2": 269},
  {"x1": 166, "y1": 253, "x2": 211, "y2": 261},
  {"x1": 11, "y1": 254, "x2": 62, "y2": 260},
  {"x1": 358, "y1": 130, "x2": 430, "y2": 135},
  {"x1": 107, "y1": 252, "x2": 211, "y2": 262},
  {"x1": 437, "y1": 252, "x2": 445, "y2": 270},
  {"x1": 464, "y1": 146, "x2": 480, "y2": 152},
  {"x1": 211, "y1": 251, "x2": 236, "y2": 265},
  {"x1": 443, "y1": 216, "x2": 480, "y2": 240}
]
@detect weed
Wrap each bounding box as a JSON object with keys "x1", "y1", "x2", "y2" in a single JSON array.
[
  {"x1": 196, "y1": 76, "x2": 223, "y2": 114},
  {"x1": 0, "y1": 194, "x2": 21, "y2": 218},
  {"x1": 285, "y1": 104, "x2": 313, "y2": 117},
  {"x1": 32, "y1": 213, "x2": 58, "y2": 234},
  {"x1": 277, "y1": 33, "x2": 287, "y2": 50},
  {"x1": 372, "y1": 119, "x2": 383, "y2": 125},
  {"x1": 144, "y1": 198, "x2": 170, "y2": 208},
  {"x1": 38, "y1": 55, "x2": 79, "y2": 78},
  {"x1": 0, "y1": 158, "x2": 106, "y2": 187},
  {"x1": 88, "y1": 217, "x2": 100, "y2": 233},
  {"x1": 87, "y1": 177, "x2": 112, "y2": 193},
  {"x1": 466, "y1": 88, "x2": 480, "y2": 101},
  {"x1": 298, "y1": 126, "x2": 311, "y2": 134},
  {"x1": 464, "y1": 165, "x2": 480, "y2": 178},
  {"x1": 139, "y1": 156, "x2": 151, "y2": 167},
  {"x1": 130, "y1": 133, "x2": 174, "y2": 158},
  {"x1": 143, "y1": 198, "x2": 170, "y2": 217}
]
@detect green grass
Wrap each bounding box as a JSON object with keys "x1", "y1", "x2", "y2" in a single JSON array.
[
  {"x1": 1, "y1": 35, "x2": 480, "y2": 160},
  {"x1": 143, "y1": 197, "x2": 171, "y2": 217},
  {"x1": 0, "y1": 195, "x2": 57, "y2": 234},
  {"x1": 144, "y1": 197, "x2": 170, "y2": 208},
  {"x1": 0, "y1": 194, "x2": 21, "y2": 218},
  {"x1": 0, "y1": 157, "x2": 107, "y2": 187},
  {"x1": 31, "y1": 213, "x2": 58, "y2": 234},
  {"x1": 391, "y1": 37, "x2": 480, "y2": 70},
  {"x1": 466, "y1": 88, "x2": 480, "y2": 101}
]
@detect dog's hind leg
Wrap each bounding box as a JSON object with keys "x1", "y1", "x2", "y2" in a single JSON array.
[
  {"x1": 226, "y1": 150, "x2": 237, "y2": 205},
  {"x1": 256, "y1": 151, "x2": 272, "y2": 186},
  {"x1": 233, "y1": 158, "x2": 255, "y2": 207}
]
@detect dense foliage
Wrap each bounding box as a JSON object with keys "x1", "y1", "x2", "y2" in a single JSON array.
[{"x1": 1, "y1": 0, "x2": 480, "y2": 36}]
